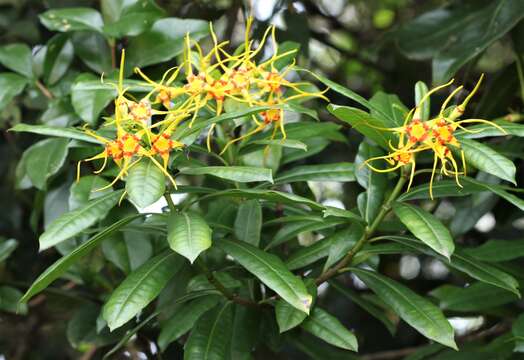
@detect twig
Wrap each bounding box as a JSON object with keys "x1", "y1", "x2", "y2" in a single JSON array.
[{"x1": 35, "y1": 80, "x2": 53, "y2": 99}]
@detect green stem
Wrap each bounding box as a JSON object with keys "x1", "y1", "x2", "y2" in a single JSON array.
[
  {"x1": 164, "y1": 193, "x2": 176, "y2": 212},
  {"x1": 315, "y1": 170, "x2": 408, "y2": 285}
]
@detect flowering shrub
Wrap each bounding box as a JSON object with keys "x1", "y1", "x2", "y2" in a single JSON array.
[{"x1": 2, "y1": 1, "x2": 524, "y2": 359}]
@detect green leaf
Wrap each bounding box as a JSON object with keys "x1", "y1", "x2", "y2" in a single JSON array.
[
  {"x1": 102, "y1": 0, "x2": 165, "y2": 38},
  {"x1": 396, "y1": 0, "x2": 524, "y2": 82},
  {"x1": 23, "y1": 138, "x2": 69, "y2": 190},
  {"x1": 330, "y1": 281, "x2": 397, "y2": 335},
  {"x1": 414, "y1": 81, "x2": 430, "y2": 121},
  {"x1": 21, "y1": 214, "x2": 142, "y2": 303},
  {"x1": 387, "y1": 236, "x2": 521, "y2": 296},
  {"x1": 219, "y1": 239, "x2": 312, "y2": 314},
  {"x1": 301, "y1": 307, "x2": 358, "y2": 351},
  {"x1": 204, "y1": 188, "x2": 324, "y2": 211},
  {"x1": 0, "y1": 73, "x2": 27, "y2": 109},
  {"x1": 71, "y1": 74, "x2": 115, "y2": 125},
  {"x1": 184, "y1": 302, "x2": 233, "y2": 360},
  {"x1": 276, "y1": 280, "x2": 317, "y2": 333},
  {"x1": 322, "y1": 207, "x2": 364, "y2": 223},
  {"x1": 39, "y1": 190, "x2": 123, "y2": 250},
  {"x1": 512, "y1": 313, "x2": 524, "y2": 352},
  {"x1": 456, "y1": 119, "x2": 524, "y2": 139},
  {"x1": 158, "y1": 296, "x2": 220, "y2": 351},
  {"x1": 181, "y1": 166, "x2": 273, "y2": 183},
  {"x1": 69, "y1": 175, "x2": 111, "y2": 210},
  {"x1": 168, "y1": 212, "x2": 212, "y2": 263},
  {"x1": 392, "y1": 202, "x2": 454, "y2": 259},
  {"x1": 324, "y1": 225, "x2": 364, "y2": 270},
  {"x1": 463, "y1": 239, "x2": 524, "y2": 262},
  {"x1": 127, "y1": 18, "x2": 208, "y2": 68},
  {"x1": 242, "y1": 139, "x2": 308, "y2": 153},
  {"x1": 44, "y1": 34, "x2": 74, "y2": 85},
  {"x1": 355, "y1": 142, "x2": 388, "y2": 223},
  {"x1": 40, "y1": 7, "x2": 104, "y2": 33},
  {"x1": 103, "y1": 252, "x2": 183, "y2": 331},
  {"x1": 126, "y1": 159, "x2": 166, "y2": 208},
  {"x1": 459, "y1": 138, "x2": 516, "y2": 184},
  {"x1": 0, "y1": 238, "x2": 18, "y2": 263},
  {"x1": 430, "y1": 283, "x2": 518, "y2": 312},
  {"x1": 266, "y1": 218, "x2": 345, "y2": 250},
  {"x1": 327, "y1": 104, "x2": 393, "y2": 149},
  {"x1": 72, "y1": 31, "x2": 112, "y2": 74},
  {"x1": 286, "y1": 236, "x2": 333, "y2": 271},
  {"x1": 369, "y1": 91, "x2": 408, "y2": 129},
  {"x1": 0, "y1": 43, "x2": 33, "y2": 77},
  {"x1": 9, "y1": 124, "x2": 101, "y2": 143},
  {"x1": 351, "y1": 268, "x2": 456, "y2": 349},
  {"x1": 234, "y1": 200, "x2": 262, "y2": 247},
  {"x1": 0, "y1": 286, "x2": 27, "y2": 315},
  {"x1": 275, "y1": 163, "x2": 355, "y2": 184}
]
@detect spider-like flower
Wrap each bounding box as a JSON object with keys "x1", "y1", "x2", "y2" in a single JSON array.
[{"x1": 364, "y1": 75, "x2": 505, "y2": 198}]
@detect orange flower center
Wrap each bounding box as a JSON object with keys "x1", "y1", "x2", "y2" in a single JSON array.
[
  {"x1": 406, "y1": 120, "x2": 429, "y2": 143},
  {"x1": 116, "y1": 133, "x2": 141, "y2": 157},
  {"x1": 151, "y1": 133, "x2": 175, "y2": 155},
  {"x1": 128, "y1": 101, "x2": 151, "y2": 122},
  {"x1": 261, "y1": 109, "x2": 281, "y2": 124}
]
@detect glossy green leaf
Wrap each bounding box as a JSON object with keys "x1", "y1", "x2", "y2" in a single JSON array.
[
  {"x1": 230, "y1": 304, "x2": 260, "y2": 359},
  {"x1": 387, "y1": 236, "x2": 520, "y2": 296},
  {"x1": 181, "y1": 166, "x2": 273, "y2": 183},
  {"x1": 72, "y1": 31, "x2": 112, "y2": 74},
  {"x1": 103, "y1": 0, "x2": 165, "y2": 38},
  {"x1": 21, "y1": 214, "x2": 142, "y2": 303},
  {"x1": 10, "y1": 124, "x2": 101, "y2": 143},
  {"x1": 103, "y1": 252, "x2": 183, "y2": 331},
  {"x1": 127, "y1": 18, "x2": 208, "y2": 68},
  {"x1": 102, "y1": 230, "x2": 153, "y2": 273},
  {"x1": 40, "y1": 7, "x2": 103, "y2": 33},
  {"x1": 327, "y1": 104, "x2": 392, "y2": 149},
  {"x1": 351, "y1": 268, "x2": 456, "y2": 349},
  {"x1": 459, "y1": 138, "x2": 516, "y2": 184},
  {"x1": 23, "y1": 138, "x2": 69, "y2": 190},
  {"x1": 158, "y1": 296, "x2": 220, "y2": 351},
  {"x1": 0, "y1": 286, "x2": 27, "y2": 315},
  {"x1": 463, "y1": 239, "x2": 524, "y2": 262},
  {"x1": 40, "y1": 190, "x2": 123, "y2": 250},
  {"x1": 275, "y1": 163, "x2": 355, "y2": 184},
  {"x1": 301, "y1": 307, "x2": 358, "y2": 351},
  {"x1": 369, "y1": 91, "x2": 408, "y2": 129},
  {"x1": 430, "y1": 283, "x2": 518, "y2": 312},
  {"x1": 286, "y1": 236, "x2": 333, "y2": 271},
  {"x1": 0, "y1": 238, "x2": 18, "y2": 263},
  {"x1": 71, "y1": 74, "x2": 115, "y2": 125},
  {"x1": 234, "y1": 200, "x2": 262, "y2": 247},
  {"x1": 322, "y1": 206, "x2": 364, "y2": 223},
  {"x1": 69, "y1": 175, "x2": 111, "y2": 210},
  {"x1": 392, "y1": 202, "x2": 454, "y2": 259},
  {"x1": 330, "y1": 281, "x2": 397, "y2": 335},
  {"x1": 219, "y1": 239, "x2": 312, "y2": 314},
  {"x1": 168, "y1": 212, "x2": 212, "y2": 263},
  {"x1": 184, "y1": 302, "x2": 233, "y2": 360},
  {"x1": 512, "y1": 313, "x2": 524, "y2": 352},
  {"x1": 456, "y1": 119, "x2": 524, "y2": 139},
  {"x1": 126, "y1": 159, "x2": 166, "y2": 208},
  {"x1": 186, "y1": 273, "x2": 241, "y2": 293},
  {"x1": 355, "y1": 142, "x2": 388, "y2": 223},
  {"x1": 44, "y1": 34, "x2": 74, "y2": 85},
  {"x1": 0, "y1": 73, "x2": 27, "y2": 109},
  {"x1": 0, "y1": 43, "x2": 33, "y2": 78},
  {"x1": 324, "y1": 225, "x2": 364, "y2": 270},
  {"x1": 276, "y1": 280, "x2": 317, "y2": 333}
]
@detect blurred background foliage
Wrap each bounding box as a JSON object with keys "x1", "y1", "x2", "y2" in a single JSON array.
[{"x1": 1, "y1": 0, "x2": 523, "y2": 359}]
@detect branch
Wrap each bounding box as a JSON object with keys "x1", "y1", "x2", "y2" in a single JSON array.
[{"x1": 35, "y1": 80, "x2": 54, "y2": 99}]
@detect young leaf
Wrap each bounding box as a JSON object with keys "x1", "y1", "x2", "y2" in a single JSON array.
[
  {"x1": 184, "y1": 302, "x2": 234, "y2": 360},
  {"x1": 275, "y1": 163, "x2": 355, "y2": 184},
  {"x1": 276, "y1": 280, "x2": 317, "y2": 333},
  {"x1": 219, "y1": 239, "x2": 312, "y2": 314},
  {"x1": 103, "y1": 252, "x2": 183, "y2": 331},
  {"x1": 301, "y1": 307, "x2": 358, "y2": 351},
  {"x1": 71, "y1": 74, "x2": 116, "y2": 125},
  {"x1": 168, "y1": 212, "x2": 212, "y2": 263},
  {"x1": 351, "y1": 268, "x2": 457, "y2": 349},
  {"x1": 392, "y1": 202, "x2": 454, "y2": 259},
  {"x1": 158, "y1": 296, "x2": 220, "y2": 351},
  {"x1": 459, "y1": 138, "x2": 516, "y2": 184},
  {"x1": 181, "y1": 166, "x2": 273, "y2": 183},
  {"x1": 126, "y1": 159, "x2": 166, "y2": 208},
  {"x1": 40, "y1": 190, "x2": 123, "y2": 250},
  {"x1": 69, "y1": 175, "x2": 111, "y2": 210},
  {"x1": 23, "y1": 138, "x2": 69, "y2": 190},
  {"x1": 21, "y1": 214, "x2": 143, "y2": 303},
  {"x1": 0, "y1": 238, "x2": 18, "y2": 263},
  {"x1": 234, "y1": 200, "x2": 262, "y2": 247},
  {"x1": 414, "y1": 81, "x2": 430, "y2": 121},
  {"x1": 10, "y1": 124, "x2": 102, "y2": 144},
  {"x1": 43, "y1": 34, "x2": 74, "y2": 85}
]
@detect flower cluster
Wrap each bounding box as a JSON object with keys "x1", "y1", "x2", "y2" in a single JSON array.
[
  {"x1": 364, "y1": 75, "x2": 505, "y2": 198},
  {"x1": 77, "y1": 17, "x2": 327, "y2": 190}
]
